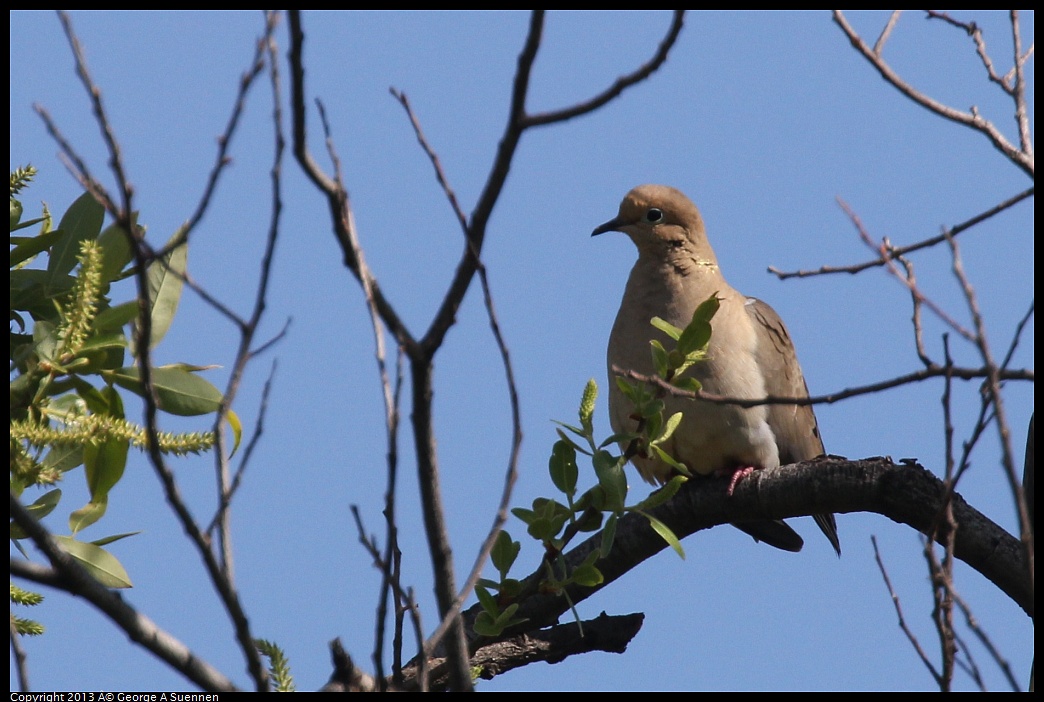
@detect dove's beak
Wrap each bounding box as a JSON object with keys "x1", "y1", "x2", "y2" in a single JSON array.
[{"x1": 591, "y1": 216, "x2": 626, "y2": 237}]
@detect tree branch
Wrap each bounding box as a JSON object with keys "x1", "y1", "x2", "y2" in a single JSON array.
[
  {"x1": 10, "y1": 495, "x2": 238, "y2": 692},
  {"x1": 476, "y1": 457, "x2": 1032, "y2": 641},
  {"x1": 832, "y1": 10, "x2": 1033, "y2": 178}
]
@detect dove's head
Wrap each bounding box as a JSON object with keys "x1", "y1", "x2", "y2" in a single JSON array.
[{"x1": 592, "y1": 184, "x2": 716, "y2": 266}]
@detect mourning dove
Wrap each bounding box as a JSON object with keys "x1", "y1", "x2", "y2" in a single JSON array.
[{"x1": 594, "y1": 184, "x2": 840, "y2": 556}]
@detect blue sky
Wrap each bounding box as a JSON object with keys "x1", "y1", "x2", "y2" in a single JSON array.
[{"x1": 10, "y1": 10, "x2": 1034, "y2": 692}]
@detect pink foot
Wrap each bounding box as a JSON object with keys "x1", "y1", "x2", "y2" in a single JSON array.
[{"x1": 722, "y1": 466, "x2": 754, "y2": 496}]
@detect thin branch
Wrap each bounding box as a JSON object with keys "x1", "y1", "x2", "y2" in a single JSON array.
[
  {"x1": 1008, "y1": 11, "x2": 1034, "y2": 175},
  {"x1": 390, "y1": 89, "x2": 468, "y2": 234},
  {"x1": 872, "y1": 535, "x2": 940, "y2": 680},
  {"x1": 873, "y1": 10, "x2": 902, "y2": 55},
  {"x1": 843, "y1": 199, "x2": 975, "y2": 342},
  {"x1": 350, "y1": 506, "x2": 426, "y2": 689},
  {"x1": 207, "y1": 358, "x2": 280, "y2": 536},
  {"x1": 389, "y1": 84, "x2": 524, "y2": 668},
  {"x1": 953, "y1": 588, "x2": 1022, "y2": 690},
  {"x1": 285, "y1": 10, "x2": 416, "y2": 354},
  {"x1": 832, "y1": 10, "x2": 1033, "y2": 177},
  {"x1": 769, "y1": 187, "x2": 1033, "y2": 280},
  {"x1": 163, "y1": 14, "x2": 272, "y2": 257},
  {"x1": 10, "y1": 495, "x2": 237, "y2": 692},
  {"x1": 523, "y1": 10, "x2": 686, "y2": 127},
  {"x1": 9, "y1": 616, "x2": 30, "y2": 692},
  {"x1": 208, "y1": 9, "x2": 286, "y2": 582},
  {"x1": 612, "y1": 363, "x2": 1031, "y2": 410},
  {"x1": 55, "y1": 11, "x2": 133, "y2": 216},
  {"x1": 46, "y1": 12, "x2": 271, "y2": 690},
  {"x1": 944, "y1": 230, "x2": 1032, "y2": 591}
]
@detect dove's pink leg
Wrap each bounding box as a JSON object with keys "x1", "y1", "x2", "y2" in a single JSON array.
[{"x1": 719, "y1": 466, "x2": 755, "y2": 496}]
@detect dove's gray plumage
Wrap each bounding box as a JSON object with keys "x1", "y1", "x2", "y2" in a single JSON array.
[{"x1": 594, "y1": 184, "x2": 840, "y2": 556}]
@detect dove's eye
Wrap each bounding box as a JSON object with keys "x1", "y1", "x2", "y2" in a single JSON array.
[{"x1": 642, "y1": 208, "x2": 664, "y2": 224}]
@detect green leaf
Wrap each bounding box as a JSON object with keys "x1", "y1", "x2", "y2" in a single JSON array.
[
  {"x1": 10, "y1": 490, "x2": 64, "y2": 540},
  {"x1": 652, "y1": 412, "x2": 683, "y2": 446},
  {"x1": 90, "y1": 531, "x2": 141, "y2": 547},
  {"x1": 69, "y1": 498, "x2": 108, "y2": 534},
  {"x1": 41, "y1": 444, "x2": 84, "y2": 474},
  {"x1": 592, "y1": 450, "x2": 627, "y2": 513},
  {"x1": 554, "y1": 427, "x2": 591, "y2": 456},
  {"x1": 139, "y1": 236, "x2": 187, "y2": 348},
  {"x1": 571, "y1": 562, "x2": 604, "y2": 587},
  {"x1": 672, "y1": 376, "x2": 702, "y2": 393},
  {"x1": 650, "y1": 444, "x2": 690, "y2": 475},
  {"x1": 640, "y1": 511, "x2": 685, "y2": 559},
  {"x1": 32, "y1": 320, "x2": 58, "y2": 364},
  {"x1": 10, "y1": 195, "x2": 23, "y2": 229},
  {"x1": 491, "y1": 530, "x2": 520, "y2": 577},
  {"x1": 510, "y1": 507, "x2": 536, "y2": 525},
  {"x1": 472, "y1": 611, "x2": 502, "y2": 637},
  {"x1": 10, "y1": 269, "x2": 74, "y2": 322},
  {"x1": 526, "y1": 498, "x2": 570, "y2": 540},
  {"x1": 650, "y1": 316, "x2": 682, "y2": 340},
  {"x1": 96, "y1": 220, "x2": 135, "y2": 285},
  {"x1": 9, "y1": 228, "x2": 64, "y2": 269},
  {"x1": 474, "y1": 585, "x2": 498, "y2": 615},
  {"x1": 47, "y1": 192, "x2": 104, "y2": 280},
  {"x1": 574, "y1": 507, "x2": 603, "y2": 533},
  {"x1": 614, "y1": 375, "x2": 639, "y2": 403},
  {"x1": 650, "y1": 340, "x2": 669, "y2": 378},
  {"x1": 104, "y1": 365, "x2": 223, "y2": 416},
  {"x1": 645, "y1": 411, "x2": 662, "y2": 447},
  {"x1": 639, "y1": 398, "x2": 665, "y2": 420},
  {"x1": 226, "y1": 409, "x2": 243, "y2": 457},
  {"x1": 92, "y1": 301, "x2": 139, "y2": 333},
  {"x1": 53, "y1": 535, "x2": 133, "y2": 588},
  {"x1": 499, "y1": 578, "x2": 522, "y2": 599},
  {"x1": 83, "y1": 434, "x2": 129, "y2": 507},
  {"x1": 677, "y1": 307, "x2": 714, "y2": 357},
  {"x1": 630, "y1": 474, "x2": 687, "y2": 511},
  {"x1": 549, "y1": 440, "x2": 578, "y2": 496}
]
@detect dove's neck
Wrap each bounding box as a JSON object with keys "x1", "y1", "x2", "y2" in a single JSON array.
[{"x1": 625, "y1": 250, "x2": 728, "y2": 326}]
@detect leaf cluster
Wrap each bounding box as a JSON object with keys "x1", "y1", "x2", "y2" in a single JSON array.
[
  {"x1": 10, "y1": 171, "x2": 238, "y2": 590},
  {"x1": 473, "y1": 298, "x2": 719, "y2": 637}
]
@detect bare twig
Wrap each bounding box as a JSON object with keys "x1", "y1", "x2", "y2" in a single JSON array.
[
  {"x1": 612, "y1": 363, "x2": 1031, "y2": 410},
  {"x1": 42, "y1": 12, "x2": 274, "y2": 690},
  {"x1": 873, "y1": 10, "x2": 903, "y2": 54},
  {"x1": 944, "y1": 230, "x2": 1032, "y2": 590},
  {"x1": 388, "y1": 85, "x2": 524, "y2": 669},
  {"x1": 207, "y1": 358, "x2": 281, "y2": 536},
  {"x1": 841, "y1": 199, "x2": 975, "y2": 341},
  {"x1": 953, "y1": 588, "x2": 1022, "y2": 690},
  {"x1": 833, "y1": 10, "x2": 1033, "y2": 177},
  {"x1": 9, "y1": 617, "x2": 30, "y2": 692},
  {"x1": 523, "y1": 10, "x2": 686, "y2": 127},
  {"x1": 872, "y1": 535, "x2": 940, "y2": 680},
  {"x1": 769, "y1": 187, "x2": 1033, "y2": 280}
]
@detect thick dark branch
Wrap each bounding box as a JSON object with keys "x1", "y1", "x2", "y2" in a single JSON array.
[
  {"x1": 419, "y1": 10, "x2": 545, "y2": 356},
  {"x1": 472, "y1": 458, "x2": 1031, "y2": 642},
  {"x1": 397, "y1": 613, "x2": 644, "y2": 690}
]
